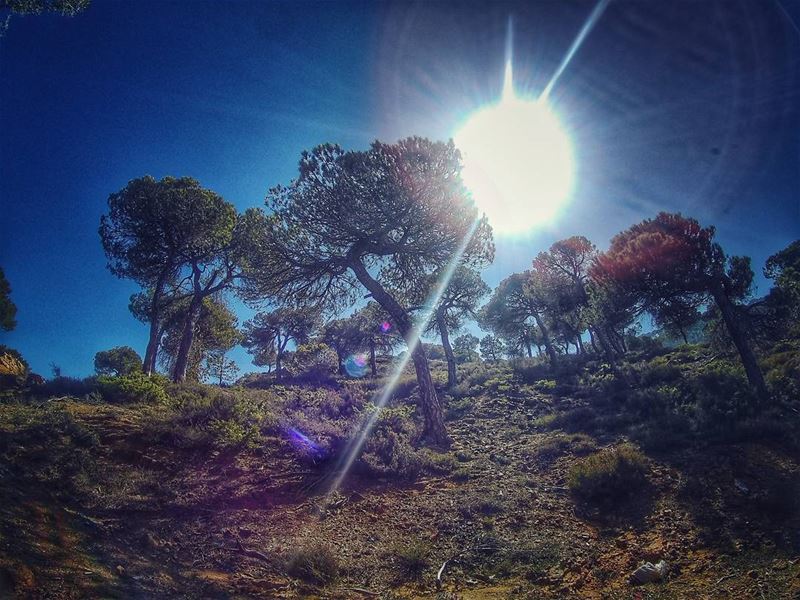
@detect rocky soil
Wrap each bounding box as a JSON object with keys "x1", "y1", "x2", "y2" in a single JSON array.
[{"x1": 1, "y1": 388, "x2": 799, "y2": 599}]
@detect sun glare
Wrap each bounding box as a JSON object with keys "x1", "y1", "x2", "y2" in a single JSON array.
[{"x1": 455, "y1": 62, "x2": 575, "y2": 235}]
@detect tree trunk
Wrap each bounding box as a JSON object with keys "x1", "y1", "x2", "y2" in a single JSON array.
[
  {"x1": 437, "y1": 310, "x2": 457, "y2": 388},
  {"x1": 577, "y1": 335, "x2": 585, "y2": 354},
  {"x1": 143, "y1": 321, "x2": 161, "y2": 375},
  {"x1": 172, "y1": 294, "x2": 203, "y2": 383},
  {"x1": 524, "y1": 334, "x2": 533, "y2": 358},
  {"x1": 369, "y1": 340, "x2": 377, "y2": 377},
  {"x1": 350, "y1": 259, "x2": 449, "y2": 446},
  {"x1": 595, "y1": 326, "x2": 621, "y2": 377},
  {"x1": 142, "y1": 271, "x2": 168, "y2": 375},
  {"x1": 335, "y1": 348, "x2": 345, "y2": 376},
  {"x1": 275, "y1": 335, "x2": 286, "y2": 381},
  {"x1": 533, "y1": 311, "x2": 557, "y2": 367},
  {"x1": 589, "y1": 328, "x2": 599, "y2": 354},
  {"x1": 710, "y1": 280, "x2": 769, "y2": 404}
]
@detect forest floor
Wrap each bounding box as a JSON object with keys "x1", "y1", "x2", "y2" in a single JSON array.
[{"x1": 1, "y1": 377, "x2": 800, "y2": 599}]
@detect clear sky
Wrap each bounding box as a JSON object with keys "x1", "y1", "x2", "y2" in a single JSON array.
[{"x1": 1, "y1": 0, "x2": 798, "y2": 377}]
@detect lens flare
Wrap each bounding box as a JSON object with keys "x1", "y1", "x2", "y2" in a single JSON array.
[
  {"x1": 380, "y1": 321, "x2": 392, "y2": 333},
  {"x1": 344, "y1": 353, "x2": 369, "y2": 378},
  {"x1": 287, "y1": 427, "x2": 318, "y2": 452}
]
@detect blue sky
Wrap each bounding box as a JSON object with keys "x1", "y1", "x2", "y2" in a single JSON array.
[{"x1": 1, "y1": 1, "x2": 798, "y2": 377}]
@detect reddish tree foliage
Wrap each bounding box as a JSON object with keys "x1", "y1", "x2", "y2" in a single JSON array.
[{"x1": 591, "y1": 213, "x2": 768, "y2": 402}]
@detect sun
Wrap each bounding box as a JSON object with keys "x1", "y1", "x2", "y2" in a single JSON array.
[{"x1": 454, "y1": 64, "x2": 575, "y2": 235}]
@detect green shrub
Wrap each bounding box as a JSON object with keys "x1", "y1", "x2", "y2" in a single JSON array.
[
  {"x1": 147, "y1": 386, "x2": 269, "y2": 450},
  {"x1": 529, "y1": 433, "x2": 597, "y2": 467},
  {"x1": 93, "y1": 346, "x2": 142, "y2": 376},
  {"x1": 626, "y1": 385, "x2": 684, "y2": 420},
  {"x1": 358, "y1": 405, "x2": 422, "y2": 479},
  {"x1": 285, "y1": 343, "x2": 338, "y2": 383},
  {"x1": 286, "y1": 544, "x2": 339, "y2": 584},
  {"x1": 689, "y1": 363, "x2": 758, "y2": 436},
  {"x1": 444, "y1": 396, "x2": 473, "y2": 419},
  {"x1": 534, "y1": 379, "x2": 557, "y2": 392},
  {"x1": 452, "y1": 467, "x2": 473, "y2": 482},
  {"x1": 636, "y1": 361, "x2": 682, "y2": 387},
  {"x1": 97, "y1": 373, "x2": 167, "y2": 404},
  {"x1": 35, "y1": 376, "x2": 98, "y2": 398},
  {"x1": 762, "y1": 341, "x2": 800, "y2": 406},
  {"x1": 510, "y1": 357, "x2": 550, "y2": 383},
  {"x1": 391, "y1": 539, "x2": 430, "y2": 580},
  {"x1": 629, "y1": 412, "x2": 692, "y2": 452},
  {"x1": 0, "y1": 404, "x2": 98, "y2": 494},
  {"x1": 419, "y1": 448, "x2": 457, "y2": 473},
  {"x1": 280, "y1": 387, "x2": 364, "y2": 463},
  {"x1": 208, "y1": 418, "x2": 260, "y2": 449},
  {"x1": 568, "y1": 444, "x2": 648, "y2": 506}
]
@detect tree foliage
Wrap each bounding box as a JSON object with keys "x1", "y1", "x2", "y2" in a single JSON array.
[
  {"x1": 423, "y1": 267, "x2": 489, "y2": 387},
  {"x1": 247, "y1": 137, "x2": 494, "y2": 445},
  {"x1": 242, "y1": 307, "x2": 320, "y2": 379},
  {"x1": 0, "y1": 267, "x2": 17, "y2": 332},
  {"x1": 452, "y1": 333, "x2": 480, "y2": 364},
  {"x1": 159, "y1": 297, "x2": 240, "y2": 382},
  {"x1": 203, "y1": 350, "x2": 240, "y2": 386},
  {"x1": 1, "y1": 0, "x2": 89, "y2": 35},
  {"x1": 94, "y1": 346, "x2": 142, "y2": 377},
  {"x1": 100, "y1": 176, "x2": 262, "y2": 380},
  {"x1": 479, "y1": 334, "x2": 505, "y2": 362},
  {"x1": 591, "y1": 212, "x2": 768, "y2": 401}
]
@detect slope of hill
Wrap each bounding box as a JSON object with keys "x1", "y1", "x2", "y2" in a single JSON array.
[{"x1": 1, "y1": 346, "x2": 799, "y2": 599}]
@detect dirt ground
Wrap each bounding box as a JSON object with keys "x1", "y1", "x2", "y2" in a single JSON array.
[{"x1": 1, "y1": 389, "x2": 799, "y2": 599}]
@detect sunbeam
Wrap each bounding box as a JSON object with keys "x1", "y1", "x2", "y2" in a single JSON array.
[
  {"x1": 540, "y1": 0, "x2": 612, "y2": 101},
  {"x1": 322, "y1": 217, "x2": 482, "y2": 505}
]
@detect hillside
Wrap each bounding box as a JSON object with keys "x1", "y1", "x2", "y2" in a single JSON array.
[{"x1": 1, "y1": 345, "x2": 799, "y2": 599}]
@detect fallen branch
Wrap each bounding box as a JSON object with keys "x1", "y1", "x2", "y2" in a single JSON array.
[
  {"x1": 337, "y1": 586, "x2": 380, "y2": 596},
  {"x1": 219, "y1": 540, "x2": 274, "y2": 566},
  {"x1": 715, "y1": 572, "x2": 736, "y2": 586},
  {"x1": 436, "y1": 545, "x2": 499, "y2": 588}
]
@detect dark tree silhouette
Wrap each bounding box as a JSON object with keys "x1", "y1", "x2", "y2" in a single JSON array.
[
  {"x1": 94, "y1": 346, "x2": 142, "y2": 376},
  {"x1": 482, "y1": 271, "x2": 557, "y2": 366},
  {"x1": 765, "y1": 240, "x2": 800, "y2": 312},
  {"x1": 159, "y1": 297, "x2": 240, "y2": 382},
  {"x1": 242, "y1": 308, "x2": 319, "y2": 380},
  {"x1": 652, "y1": 296, "x2": 701, "y2": 344},
  {"x1": 247, "y1": 138, "x2": 493, "y2": 445},
  {"x1": 323, "y1": 302, "x2": 398, "y2": 377},
  {"x1": 1, "y1": 0, "x2": 89, "y2": 35},
  {"x1": 532, "y1": 236, "x2": 597, "y2": 354},
  {"x1": 479, "y1": 334, "x2": 505, "y2": 362},
  {"x1": 100, "y1": 176, "x2": 263, "y2": 381},
  {"x1": 322, "y1": 316, "x2": 366, "y2": 375},
  {"x1": 0, "y1": 267, "x2": 17, "y2": 332},
  {"x1": 423, "y1": 267, "x2": 489, "y2": 388},
  {"x1": 100, "y1": 176, "x2": 207, "y2": 375},
  {"x1": 592, "y1": 212, "x2": 768, "y2": 402},
  {"x1": 203, "y1": 350, "x2": 240, "y2": 386},
  {"x1": 452, "y1": 333, "x2": 480, "y2": 363}
]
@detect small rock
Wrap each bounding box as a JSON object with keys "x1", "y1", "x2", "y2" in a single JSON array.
[{"x1": 630, "y1": 560, "x2": 668, "y2": 584}]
